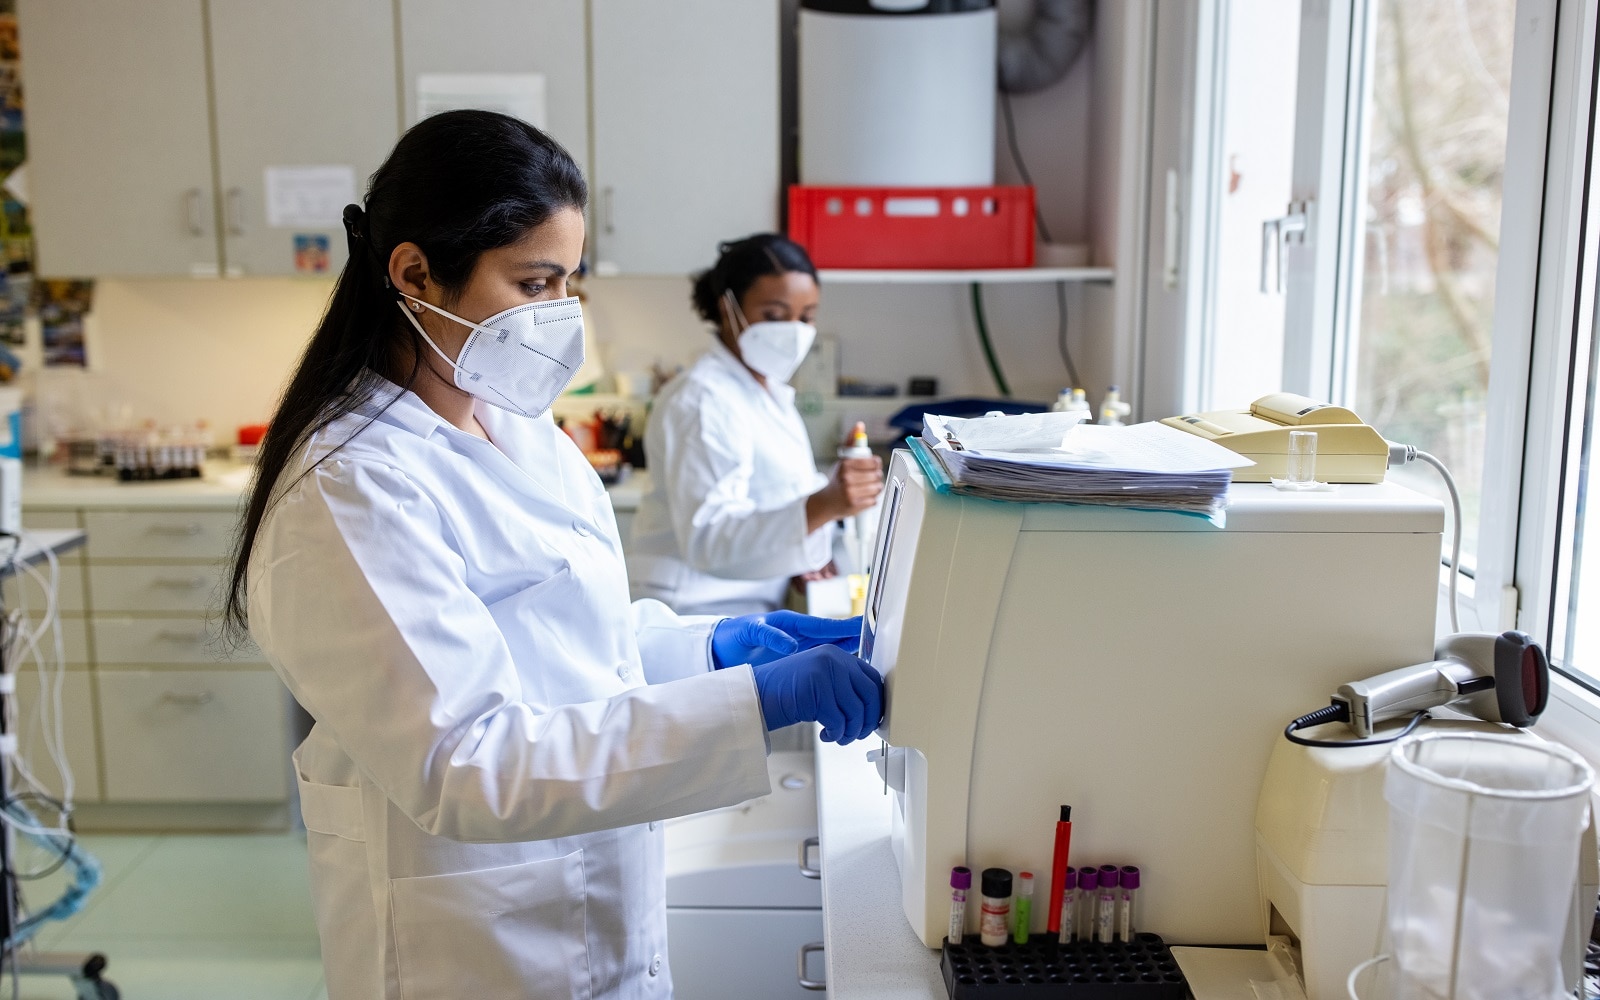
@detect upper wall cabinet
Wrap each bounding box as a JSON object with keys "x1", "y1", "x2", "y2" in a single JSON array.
[
  {"x1": 207, "y1": 0, "x2": 398, "y2": 277},
  {"x1": 399, "y1": 0, "x2": 589, "y2": 176},
  {"x1": 20, "y1": 0, "x2": 219, "y2": 277},
  {"x1": 589, "y1": 0, "x2": 779, "y2": 276}
]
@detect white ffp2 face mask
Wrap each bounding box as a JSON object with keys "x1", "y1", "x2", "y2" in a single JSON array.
[
  {"x1": 399, "y1": 293, "x2": 585, "y2": 418},
  {"x1": 725, "y1": 290, "x2": 816, "y2": 384}
]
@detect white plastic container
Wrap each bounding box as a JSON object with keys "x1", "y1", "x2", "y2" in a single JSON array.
[{"x1": 1356, "y1": 732, "x2": 1594, "y2": 1000}]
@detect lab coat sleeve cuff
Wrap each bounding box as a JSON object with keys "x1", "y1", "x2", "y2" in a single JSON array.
[{"x1": 633, "y1": 598, "x2": 722, "y2": 684}]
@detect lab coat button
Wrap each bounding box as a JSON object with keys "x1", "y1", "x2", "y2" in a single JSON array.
[
  {"x1": 574, "y1": 521, "x2": 592, "y2": 537},
  {"x1": 649, "y1": 955, "x2": 662, "y2": 977},
  {"x1": 616, "y1": 663, "x2": 632, "y2": 680}
]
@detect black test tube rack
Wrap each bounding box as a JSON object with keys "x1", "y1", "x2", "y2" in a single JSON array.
[{"x1": 940, "y1": 932, "x2": 1188, "y2": 999}]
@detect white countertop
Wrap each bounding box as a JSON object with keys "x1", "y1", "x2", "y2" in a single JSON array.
[
  {"x1": 21, "y1": 461, "x2": 652, "y2": 512},
  {"x1": 814, "y1": 731, "x2": 946, "y2": 999}
]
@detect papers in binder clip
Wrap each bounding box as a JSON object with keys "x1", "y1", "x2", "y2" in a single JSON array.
[{"x1": 916, "y1": 413, "x2": 1254, "y2": 524}]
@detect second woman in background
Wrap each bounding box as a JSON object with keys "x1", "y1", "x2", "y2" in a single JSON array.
[{"x1": 629, "y1": 234, "x2": 883, "y2": 616}]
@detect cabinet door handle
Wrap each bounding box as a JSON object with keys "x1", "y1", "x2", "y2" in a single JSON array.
[
  {"x1": 798, "y1": 835, "x2": 821, "y2": 880},
  {"x1": 603, "y1": 186, "x2": 615, "y2": 234},
  {"x1": 160, "y1": 690, "x2": 214, "y2": 708},
  {"x1": 151, "y1": 576, "x2": 210, "y2": 590},
  {"x1": 155, "y1": 629, "x2": 208, "y2": 644},
  {"x1": 797, "y1": 942, "x2": 826, "y2": 991},
  {"x1": 185, "y1": 188, "x2": 206, "y2": 236},
  {"x1": 147, "y1": 524, "x2": 204, "y2": 537},
  {"x1": 225, "y1": 187, "x2": 245, "y2": 236}
]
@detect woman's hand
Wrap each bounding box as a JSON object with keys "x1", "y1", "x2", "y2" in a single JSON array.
[
  {"x1": 711, "y1": 611, "x2": 864, "y2": 668},
  {"x1": 805, "y1": 456, "x2": 883, "y2": 532}
]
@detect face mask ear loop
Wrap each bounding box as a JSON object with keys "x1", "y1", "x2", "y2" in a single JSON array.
[
  {"x1": 722, "y1": 289, "x2": 750, "y2": 336},
  {"x1": 397, "y1": 297, "x2": 470, "y2": 373}
]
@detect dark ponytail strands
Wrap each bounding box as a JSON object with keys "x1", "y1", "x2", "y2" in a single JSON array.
[{"x1": 223, "y1": 110, "x2": 586, "y2": 643}]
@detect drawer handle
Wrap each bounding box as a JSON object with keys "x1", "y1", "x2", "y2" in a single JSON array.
[
  {"x1": 160, "y1": 691, "x2": 214, "y2": 708},
  {"x1": 148, "y1": 524, "x2": 205, "y2": 537},
  {"x1": 798, "y1": 835, "x2": 821, "y2": 880},
  {"x1": 797, "y1": 942, "x2": 826, "y2": 991},
  {"x1": 155, "y1": 630, "x2": 208, "y2": 644},
  {"x1": 151, "y1": 577, "x2": 210, "y2": 590}
]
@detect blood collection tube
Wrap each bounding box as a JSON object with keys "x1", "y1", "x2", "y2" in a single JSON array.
[
  {"x1": 1013, "y1": 872, "x2": 1034, "y2": 944},
  {"x1": 1056, "y1": 867, "x2": 1078, "y2": 944},
  {"x1": 1118, "y1": 866, "x2": 1140, "y2": 942},
  {"x1": 1095, "y1": 865, "x2": 1119, "y2": 944},
  {"x1": 949, "y1": 867, "x2": 971, "y2": 944},
  {"x1": 1076, "y1": 867, "x2": 1098, "y2": 940},
  {"x1": 979, "y1": 868, "x2": 1013, "y2": 947}
]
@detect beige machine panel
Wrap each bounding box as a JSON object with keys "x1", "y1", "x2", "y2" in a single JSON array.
[{"x1": 1161, "y1": 393, "x2": 1389, "y2": 483}]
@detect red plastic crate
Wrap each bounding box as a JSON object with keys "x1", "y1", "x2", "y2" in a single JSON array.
[{"x1": 788, "y1": 185, "x2": 1035, "y2": 270}]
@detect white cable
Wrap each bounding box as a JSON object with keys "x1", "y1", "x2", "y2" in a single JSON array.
[
  {"x1": 0, "y1": 536, "x2": 74, "y2": 832},
  {"x1": 1387, "y1": 442, "x2": 1464, "y2": 632}
]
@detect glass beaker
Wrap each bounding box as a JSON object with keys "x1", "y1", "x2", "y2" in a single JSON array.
[{"x1": 1360, "y1": 732, "x2": 1594, "y2": 1000}]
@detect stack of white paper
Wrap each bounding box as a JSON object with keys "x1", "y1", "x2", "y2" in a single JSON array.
[{"x1": 918, "y1": 414, "x2": 1254, "y2": 519}]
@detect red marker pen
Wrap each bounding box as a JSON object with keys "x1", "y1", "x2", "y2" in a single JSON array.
[{"x1": 1045, "y1": 805, "x2": 1073, "y2": 935}]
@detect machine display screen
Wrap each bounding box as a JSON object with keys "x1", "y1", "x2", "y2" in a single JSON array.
[{"x1": 866, "y1": 475, "x2": 905, "y2": 635}]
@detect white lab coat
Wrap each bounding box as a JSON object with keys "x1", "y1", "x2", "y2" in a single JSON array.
[
  {"x1": 628, "y1": 343, "x2": 832, "y2": 615},
  {"x1": 247, "y1": 376, "x2": 772, "y2": 1000}
]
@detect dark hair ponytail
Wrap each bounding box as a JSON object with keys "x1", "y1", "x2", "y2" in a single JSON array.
[
  {"x1": 691, "y1": 233, "x2": 818, "y2": 329},
  {"x1": 223, "y1": 110, "x2": 586, "y2": 642}
]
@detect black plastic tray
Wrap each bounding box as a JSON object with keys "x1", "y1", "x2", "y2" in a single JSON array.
[{"x1": 940, "y1": 933, "x2": 1188, "y2": 999}]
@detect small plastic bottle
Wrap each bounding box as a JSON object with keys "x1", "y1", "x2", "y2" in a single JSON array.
[
  {"x1": 948, "y1": 867, "x2": 971, "y2": 944},
  {"x1": 1099, "y1": 386, "x2": 1131, "y2": 426},
  {"x1": 840, "y1": 421, "x2": 872, "y2": 459},
  {"x1": 1076, "y1": 867, "x2": 1098, "y2": 940},
  {"x1": 979, "y1": 868, "x2": 1013, "y2": 947},
  {"x1": 1095, "y1": 865, "x2": 1120, "y2": 944},
  {"x1": 1056, "y1": 867, "x2": 1078, "y2": 945},
  {"x1": 1050, "y1": 389, "x2": 1074, "y2": 412},
  {"x1": 1013, "y1": 871, "x2": 1034, "y2": 944},
  {"x1": 1118, "y1": 866, "x2": 1139, "y2": 942}
]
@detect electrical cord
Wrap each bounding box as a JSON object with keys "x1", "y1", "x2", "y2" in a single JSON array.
[
  {"x1": 1388, "y1": 443, "x2": 1464, "y2": 632},
  {"x1": 999, "y1": 87, "x2": 1083, "y2": 391},
  {"x1": 969, "y1": 284, "x2": 1013, "y2": 398},
  {"x1": 1283, "y1": 700, "x2": 1431, "y2": 748}
]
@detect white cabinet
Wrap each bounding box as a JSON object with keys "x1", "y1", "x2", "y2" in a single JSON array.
[
  {"x1": 589, "y1": 0, "x2": 780, "y2": 275},
  {"x1": 399, "y1": 0, "x2": 589, "y2": 175},
  {"x1": 19, "y1": 0, "x2": 219, "y2": 277},
  {"x1": 13, "y1": 672, "x2": 101, "y2": 804},
  {"x1": 208, "y1": 0, "x2": 398, "y2": 277}
]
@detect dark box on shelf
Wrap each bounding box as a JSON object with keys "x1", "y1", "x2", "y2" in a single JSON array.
[{"x1": 940, "y1": 933, "x2": 1188, "y2": 999}]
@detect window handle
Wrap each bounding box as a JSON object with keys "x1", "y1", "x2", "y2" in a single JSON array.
[{"x1": 1261, "y1": 200, "x2": 1311, "y2": 294}]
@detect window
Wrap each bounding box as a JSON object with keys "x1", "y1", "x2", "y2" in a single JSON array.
[{"x1": 1553, "y1": 287, "x2": 1597, "y2": 679}]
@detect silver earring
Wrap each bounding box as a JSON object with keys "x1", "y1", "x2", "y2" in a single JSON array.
[{"x1": 411, "y1": 302, "x2": 423, "y2": 313}]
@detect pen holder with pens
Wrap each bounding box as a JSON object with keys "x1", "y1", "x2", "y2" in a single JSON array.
[{"x1": 940, "y1": 933, "x2": 1188, "y2": 999}]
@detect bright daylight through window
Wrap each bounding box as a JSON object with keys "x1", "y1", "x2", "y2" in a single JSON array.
[{"x1": 1350, "y1": 0, "x2": 1515, "y2": 569}]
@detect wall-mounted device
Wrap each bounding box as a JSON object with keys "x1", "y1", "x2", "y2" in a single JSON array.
[{"x1": 1161, "y1": 393, "x2": 1389, "y2": 483}]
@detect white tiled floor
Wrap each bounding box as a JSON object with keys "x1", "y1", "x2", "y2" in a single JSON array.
[{"x1": 9, "y1": 833, "x2": 323, "y2": 1000}]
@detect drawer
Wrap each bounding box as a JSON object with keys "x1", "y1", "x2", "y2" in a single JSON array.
[
  {"x1": 2, "y1": 560, "x2": 87, "y2": 613},
  {"x1": 5, "y1": 613, "x2": 93, "y2": 666},
  {"x1": 91, "y1": 616, "x2": 263, "y2": 666},
  {"x1": 22, "y1": 510, "x2": 85, "y2": 532},
  {"x1": 97, "y1": 670, "x2": 289, "y2": 802},
  {"x1": 13, "y1": 670, "x2": 101, "y2": 803},
  {"x1": 88, "y1": 564, "x2": 222, "y2": 614},
  {"x1": 82, "y1": 510, "x2": 237, "y2": 561}
]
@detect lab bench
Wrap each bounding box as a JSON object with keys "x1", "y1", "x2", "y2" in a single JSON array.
[
  {"x1": 14, "y1": 462, "x2": 650, "y2": 832},
  {"x1": 814, "y1": 729, "x2": 946, "y2": 999}
]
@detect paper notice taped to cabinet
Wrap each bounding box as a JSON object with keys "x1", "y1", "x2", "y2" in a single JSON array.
[
  {"x1": 417, "y1": 73, "x2": 546, "y2": 129},
  {"x1": 264, "y1": 165, "x2": 356, "y2": 229}
]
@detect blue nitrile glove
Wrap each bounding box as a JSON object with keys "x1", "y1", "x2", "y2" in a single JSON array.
[
  {"x1": 750, "y1": 645, "x2": 885, "y2": 745},
  {"x1": 711, "y1": 611, "x2": 864, "y2": 669}
]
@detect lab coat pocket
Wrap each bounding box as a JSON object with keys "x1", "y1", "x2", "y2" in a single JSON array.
[{"x1": 389, "y1": 851, "x2": 591, "y2": 1000}]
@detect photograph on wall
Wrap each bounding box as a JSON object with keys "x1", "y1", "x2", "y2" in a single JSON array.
[
  {"x1": 0, "y1": 271, "x2": 26, "y2": 345},
  {"x1": 293, "y1": 233, "x2": 330, "y2": 274},
  {"x1": 35, "y1": 277, "x2": 92, "y2": 368}
]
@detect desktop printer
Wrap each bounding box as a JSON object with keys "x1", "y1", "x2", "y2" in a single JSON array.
[{"x1": 862, "y1": 448, "x2": 1444, "y2": 947}]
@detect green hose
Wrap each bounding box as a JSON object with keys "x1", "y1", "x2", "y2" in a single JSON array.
[{"x1": 969, "y1": 283, "x2": 1012, "y2": 398}]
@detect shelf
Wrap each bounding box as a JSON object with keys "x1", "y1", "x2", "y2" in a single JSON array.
[{"x1": 818, "y1": 266, "x2": 1114, "y2": 285}]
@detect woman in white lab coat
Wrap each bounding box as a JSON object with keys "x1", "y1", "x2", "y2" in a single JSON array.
[
  {"x1": 222, "y1": 111, "x2": 884, "y2": 1000},
  {"x1": 629, "y1": 235, "x2": 883, "y2": 615}
]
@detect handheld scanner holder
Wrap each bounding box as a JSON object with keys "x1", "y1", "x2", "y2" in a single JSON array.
[{"x1": 1335, "y1": 631, "x2": 1549, "y2": 738}]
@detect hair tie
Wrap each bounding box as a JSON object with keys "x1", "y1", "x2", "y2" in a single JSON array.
[{"x1": 342, "y1": 204, "x2": 367, "y2": 242}]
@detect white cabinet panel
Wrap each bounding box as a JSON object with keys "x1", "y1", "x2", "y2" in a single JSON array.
[
  {"x1": 91, "y1": 617, "x2": 262, "y2": 666},
  {"x1": 208, "y1": 0, "x2": 399, "y2": 277},
  {"x1": 88, "y1": 564, "x2": 221, "y2": 615},
  {"x1": 13, "y1": 671, "x2": 101, "y2": 803},
  {"x1": 591, "y1": 0, "x2": 779, "y2": 274},
  {"x1": 21, "y1": 511, "x2": 85, "y2": 532},
  {"x1": 97, "y1": 670, "x2": 289, "y2": 802},
  {"x1": 2, "y1": 560, "x2": 85, "y2": 614},
  {"x1": 81, "y1": 511, "x2": 238, "y2": 561},
  {"x1": 18, "y1": 0, "x2": 218, "y2": 276},
  {"x1": 399, "y1": 0, "x2": 589, "y2": 175},
  {"x1": 665, "y1": 908, "x2": 824, "y2": 1000}
]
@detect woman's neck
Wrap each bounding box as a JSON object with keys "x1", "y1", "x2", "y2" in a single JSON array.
[{"x1": 390, "y1": 340, "x2": 489, "y2": 439}]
